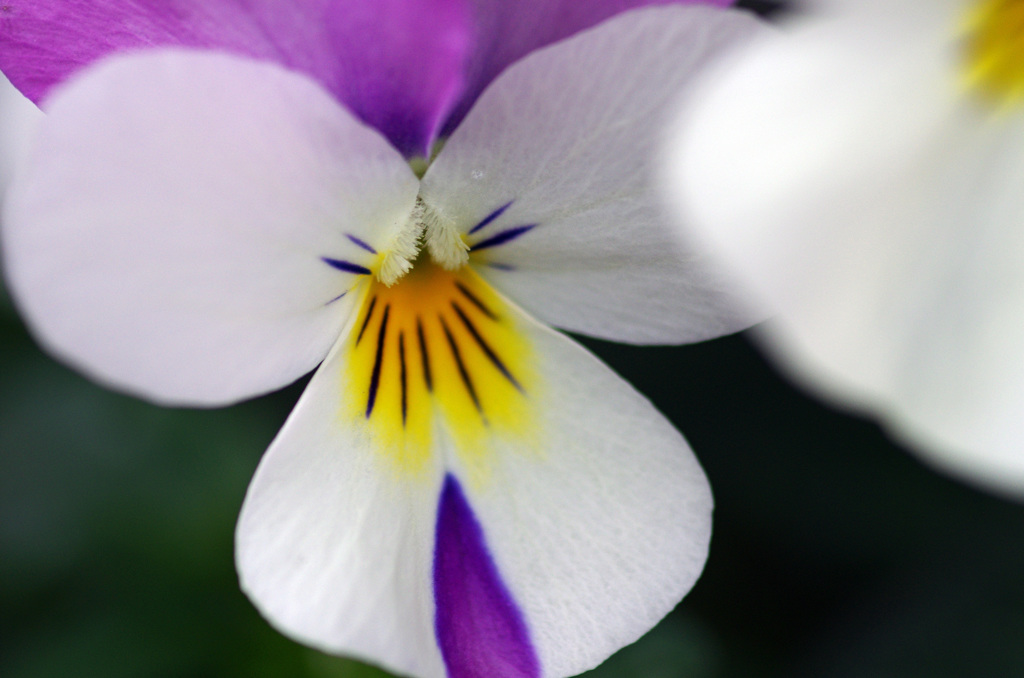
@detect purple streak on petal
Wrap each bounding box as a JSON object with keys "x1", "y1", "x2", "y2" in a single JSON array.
[
  {"x1": 325, "y1": 290, "x2": 348, "y2": 306},
  {"x1": 365, "y1": 304, "x2": 390, "y2": 418},
  {"x1": 322, "y1": 257, "x2": 372, "y2": 276},
  {"x1": 0, "y1": 0, "x2": 474, "y2": 156},
  {"x1": 468, "y1": 200, "x2": 513, "y2": 235},
  {"x1": 443, "y1": 0, "x2": 733, "y2": 134},
  {"x1": 346, "y1": 234, "x2": 377, "y2": 254},
  {"x1": 470, "y1": 225, "x2": 536, "y2": 252},
  {"x1": 434, "y1": 474, "x2": 540, "y2": 678},
  {"x1": 483, "y1": 262, "x2": 517, "y2": 272}
]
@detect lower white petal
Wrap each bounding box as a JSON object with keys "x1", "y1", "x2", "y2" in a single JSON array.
[
  {"x1": 3, "y1": 49, "x2": 418, "y2": 406},
  {"x1": 236, "y1": 326, "x2": 448, "y2": 677},
  {"x1": 237, "y1": 263, "x2": 711, "y2": 677},
  {"x1": 449, "y1": 302, "x2": 713, "y2": 678},
  {"x1": 420, "y1": 6, "x2": 767, "y2": 345},
  {"x1": 666, "y1": 2, "x2": 1024, "y2": 496}
]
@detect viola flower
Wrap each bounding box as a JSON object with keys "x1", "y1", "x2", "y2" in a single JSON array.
[
  {"x1": 663, "y1": 0, "x2": 1024, "y2": 498},
  {"x1": 2, "y1": 2, "x2": 764, "y2": 676}
]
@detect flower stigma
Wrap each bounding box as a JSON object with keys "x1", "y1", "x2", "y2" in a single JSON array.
[
  {"x1": 377, "y1": 198, "x2": 469, "y2": 286},
  {"x1": 962, "y1": 0, "x2": 1024, "y2": 105}
]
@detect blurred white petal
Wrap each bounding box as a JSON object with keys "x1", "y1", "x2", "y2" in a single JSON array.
[{"x1": 664, "y1": 0, "x2": 1024, "y2": 497}]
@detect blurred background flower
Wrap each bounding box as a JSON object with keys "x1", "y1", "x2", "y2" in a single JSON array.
[{"x1": 664, "y1": 0, "x2": 1024, "y2": 499}]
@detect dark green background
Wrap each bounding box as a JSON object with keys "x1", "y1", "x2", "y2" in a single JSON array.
[{"x1": 3, "y1": 262, "x2": 1024, "y2": 678}]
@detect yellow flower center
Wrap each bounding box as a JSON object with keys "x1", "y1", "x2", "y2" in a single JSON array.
[
  {"x1": 963, "y1": 0, "x2": 1024, "y2": 104},
  {"x1": 341, "y1": 258, "x2": 539, "y2": 481}
]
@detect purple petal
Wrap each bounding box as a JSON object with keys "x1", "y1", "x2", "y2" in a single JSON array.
[
  {"x1": 0, "y1": 0, "x2": 473, "y2": 157},
  {"x1": 434, "y1": 474, "x2": 540, "y2": 678},
  {"x1": 443, "y1": 0, "x2": 734, "y2": 134}
]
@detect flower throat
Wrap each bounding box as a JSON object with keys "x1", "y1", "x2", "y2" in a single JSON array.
[{"x1": 342, "y1": 256, "x2": 539, "y2": 480}]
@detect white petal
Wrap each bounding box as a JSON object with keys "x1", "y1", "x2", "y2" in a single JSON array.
[
  {"x1": 0, "y1": 71, "x2": 43, "y2": 214},
  {"x1": 236, "y1": 330, "x2": 448, "y2": 678},
  {"x1": 666, "y1": 3, "x2": 1024, "y2": 496},
  {"x1": 237, "y1": 264, "x2": 711, "y2": 677},
  {"x1": 420, "y1": 6, "x2": 766, "y2": 345},
  {"x1": 3, "y1": 49, "x2": 418, "y2": 406},
  {"x1": 449, "y1": 305, "x2": 713, "y2": 677}
]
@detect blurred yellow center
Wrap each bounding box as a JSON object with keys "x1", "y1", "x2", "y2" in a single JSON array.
[
  {"x1": 341, "y1": 259, "x2": 538, "y2": 479},
  {"x1": 963, "y1": 0, "x2": 1024, "y2": 104}
]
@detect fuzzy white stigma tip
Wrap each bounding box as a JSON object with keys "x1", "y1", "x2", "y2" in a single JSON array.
[
  {"x1": 423, "y1": 202, "x2": 470, "y2": 271},
  {"x1": 377, "y1": 205, "x2": 425, "y2": 286}
]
